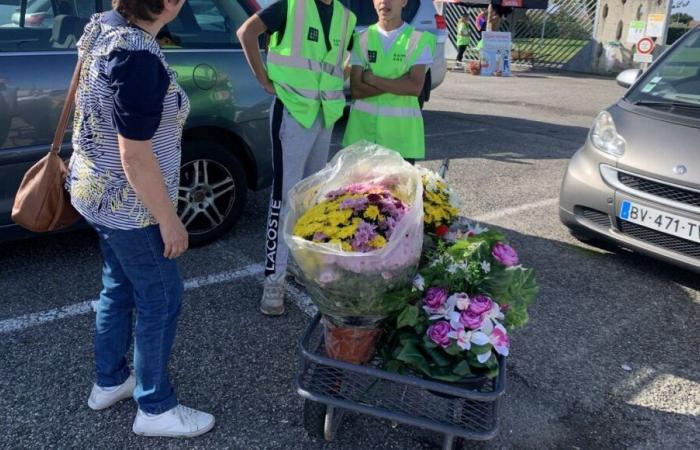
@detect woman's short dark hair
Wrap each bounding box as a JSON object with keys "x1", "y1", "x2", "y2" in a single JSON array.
[{"x1": 113, "y1": 0, "x2": 165, "y2": 23}]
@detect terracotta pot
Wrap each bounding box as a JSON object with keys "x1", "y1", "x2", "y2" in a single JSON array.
[{"x1": 322, "y1": 317, "x2": 382, "y2": 365}]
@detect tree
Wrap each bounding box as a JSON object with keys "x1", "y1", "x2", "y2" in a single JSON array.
[
  {"x1": 672, "y1": 1, "x2": 690, "y2": 9},
  {"x1": 671, "y1": 12, "x2": 694, "y2": 25}
]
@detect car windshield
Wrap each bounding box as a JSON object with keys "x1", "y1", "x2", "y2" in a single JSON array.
[{"x1": 626, "y1": 28, "x2": 700, "y2": 115}]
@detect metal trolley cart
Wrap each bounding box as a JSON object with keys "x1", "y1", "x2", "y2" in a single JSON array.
[{"x1": 295, "y1": 314, "x2": 507, "y2": 450}]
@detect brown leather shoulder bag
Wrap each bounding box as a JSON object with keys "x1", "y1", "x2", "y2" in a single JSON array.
[{"x1": 11, "y1": 60, "x2": 82, "y2": 232}]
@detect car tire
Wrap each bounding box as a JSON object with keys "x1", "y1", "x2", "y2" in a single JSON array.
[{"x1": 178, "y1": 139, "x2": 248, "y2": 247}]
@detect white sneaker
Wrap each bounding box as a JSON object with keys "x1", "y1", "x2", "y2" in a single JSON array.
[
  {"x1": 87, "y1": 375, "x2": 136, "y2": 411},
  {"x1": 132, "y1": 405, "x2": 215, "y2": 438},
  {"x1": 260, "y1": 276, "x2": 285, "y2": 316}
]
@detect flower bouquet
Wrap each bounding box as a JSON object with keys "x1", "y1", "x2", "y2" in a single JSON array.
[
  {"x1": 378, "y1": 222, "x2": 538, "y2": 383},
  {"x1": 284, "y1": 142, "x2": 424, "y2": 364},
  {"x1": 419, "y1": 168, "x2": 460, "y2": 249}
]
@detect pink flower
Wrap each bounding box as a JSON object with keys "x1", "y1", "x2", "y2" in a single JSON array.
[
  {"x1": 492, "y1": 242, "x2": 519, "y2": 267},
  {"x1": 489, "y1": 323, "x2": 510, "y2": 356},
  {"x1": 468, "y1": 295, "x2": 493, "y2": 315},
  {"x1": 459, "y1": 309, "x2": 484, "y2": 330},
  {"x1": 427, "y1": 321, "x2": 451, "y2": 348},
  {"x1": 424, "y1": 287, "x2": 449, "y2": 309}
]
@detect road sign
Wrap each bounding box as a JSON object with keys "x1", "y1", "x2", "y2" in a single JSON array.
[
  {"x1": 646, "y1": 14, "x2": 666, "y2": 38},
  {"x1": 636, "y1": 37, "x2": 655, "y2": 55},
  {"x1": 626, "y1": 21, "x2": 645, "y2": 44},
  {"x1": 633, "y1": 53, "x2": 653, "y2": 63}
]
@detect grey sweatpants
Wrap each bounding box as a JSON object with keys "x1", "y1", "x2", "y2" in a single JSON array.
[{"x1": 265, "y1": 98, "x2": 333, "y2": 281}]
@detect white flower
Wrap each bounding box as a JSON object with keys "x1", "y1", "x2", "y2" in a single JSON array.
[
  {"x1": 412, "y1": 274, "x2": 425, "y2": 291},
  {"x1": 476, "y1": 351, "x2": 493, "y2": 364},
  {"x1": 447, "y1": 325, "x2": 489, "y2": 351},
  {"x1": 424, "y1": 295, "x2": 457, "y2": 321},
  {"x1": 450, "y1": 292, "x2": 470, "y2": 311},
  {"x1": 447, "y1": 264, "x2": 458, "y2": 274},
  {"x1": 480, "y1": 261, "x2": 491, "y2": 274},
  {"x1": 470, "y1": 223, "x2": 488, "y2": 235},
  {"x1": 483, "y1": 303, "x2": 505, "y2": 324}
]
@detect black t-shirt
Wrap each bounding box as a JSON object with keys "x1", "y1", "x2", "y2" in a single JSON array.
[{"x1": 257, "y1": 0, "x2": 353, "y2": 52}]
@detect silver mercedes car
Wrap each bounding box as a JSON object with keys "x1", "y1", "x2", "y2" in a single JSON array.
[{"x1": 559, "y1": 26, "x2": 700, "y2": 273}]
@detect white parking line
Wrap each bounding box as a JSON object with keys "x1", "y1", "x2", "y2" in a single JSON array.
[
  {"x1": 424, "y1": 128, "x2": 488, "y2": 138},
  {"x1": 473, "y1": 198, "x2": 558, "y2": 222},
  {"x1": 0, "y1": 264, "x2": 265, "y2": 334},
  {"x1": 1, "y1": 197, "x2": 558, "y2": 334}
]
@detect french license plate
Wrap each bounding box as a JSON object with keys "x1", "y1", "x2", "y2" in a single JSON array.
[{"x1": 619, "y1": 200, "x2": 700, "y2": 244}]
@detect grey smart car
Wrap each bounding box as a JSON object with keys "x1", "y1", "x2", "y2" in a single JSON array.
[{"x1": 559, "y1": 26, "x2": 700, "y2": 273}]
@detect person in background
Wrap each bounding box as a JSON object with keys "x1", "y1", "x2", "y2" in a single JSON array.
[
  {"x1": 67, "y1": 0, "x2": 215, "y2": 438},
  {"x1": 237, "y1": 0, "x2": 356, "y2": 316},
  {"x1": 455, "y1": 14, "x2": 469, "y2": 64},
  {"x1": 342, "y1": 0, "x2": 436, "y2": 165}
]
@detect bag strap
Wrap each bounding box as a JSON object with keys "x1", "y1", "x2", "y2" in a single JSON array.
[{"x1": 50, "y1": 58, "x2": 82, "y2": 155}]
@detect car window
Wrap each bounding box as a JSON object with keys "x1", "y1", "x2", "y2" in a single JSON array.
[
  {"x1": 339, "y1": 0, "x2": 420, "y2": 27},
  {"x1": 626, "y1": 29, "x2": 700, "y2": 115},
  {"x1": 163, "y1": 0, "x2": 250, "y2": 49},
  {"x1": 0, "y1": 0, "x2": 99, "y2": 52}
]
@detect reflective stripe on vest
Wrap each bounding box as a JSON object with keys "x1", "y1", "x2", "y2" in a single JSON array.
[
  {"x1": 351, "y1": 100, "x2": 422, "y2": 118},
  {"x1": 266, "y1": 53, "x2": 344, "y2": 79},
  {"x1": 275, "y1": 82, "x2": 344, "y2": 101},
  {"x1": 271, "y1": 0, "x2": 350, "y2": 79}
]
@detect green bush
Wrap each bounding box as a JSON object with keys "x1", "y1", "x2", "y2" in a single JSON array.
[{"x1": 667, "y1": 25, "x2": 689, "y2": 45}]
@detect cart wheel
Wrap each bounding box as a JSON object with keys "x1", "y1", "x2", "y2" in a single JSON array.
[
  {"x1": 303, "y1": 399, "x2": 327, "y2": 439},
  {"x1": 442, "y1": 434, "x2": 467, "y2": 450}
]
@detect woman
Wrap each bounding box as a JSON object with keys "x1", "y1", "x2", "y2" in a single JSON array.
[
  {"x1": 456, "y1": 15, "x2": 469, "y2": 63},
  {"x1": 342, "y1": 0, "x2": 436, "y2": 164},
  {"x1": 66, "y1": 0, "x2": 214, "y2": 438}
]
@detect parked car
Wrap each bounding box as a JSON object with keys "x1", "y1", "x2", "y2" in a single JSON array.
[
  {"x1": 0, "y1": 3, "x2": 16, "y2": 26},
  {"x1": 559, "y1": 26, "x2": 700, "y2": 273},
  {"x1": 0, "y1": 0, "x2": 272, "y2": 245},
  {"x1": 9, "y1": 0, "x2": 54, "y2": 28},
  {"x1": 339, "y1": 0, "x2": 448, "y2": 107}
]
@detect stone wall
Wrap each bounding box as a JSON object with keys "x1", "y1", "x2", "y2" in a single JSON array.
[{"x1": 591, "y1": 0, "x2": 670, "y2": 74}]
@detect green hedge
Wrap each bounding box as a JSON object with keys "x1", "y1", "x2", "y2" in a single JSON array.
[{"x1": 667, "y1": 25, "x2": 689, "y2": 45}]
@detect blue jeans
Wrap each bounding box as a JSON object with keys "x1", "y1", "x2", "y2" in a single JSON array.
[{"x1": 91, "y1": 223, "x2": 183, "y2": 414}]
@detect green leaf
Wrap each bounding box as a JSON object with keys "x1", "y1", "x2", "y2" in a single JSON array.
[
  {"x1": 397, "y1": 305, "x2": 420, "y2": 329},
  {"x1": 424, "y1": 346, "x2": 453, "y2": 367},
  {"x1": 443, "y1": 341, "x2": 462, "y2": 356},
  {"x1": 452, "y1": 360, "x2": 473, "y2": 377},
  {"x1": 383, "y1": 360, "x2": 403, "y2": 373},
  {"x1": 482, "y1": 266, "x2": 538, "y2": 330},
  {"x1": 396, "y1": 343, "x2": 430, "y2": 374}
]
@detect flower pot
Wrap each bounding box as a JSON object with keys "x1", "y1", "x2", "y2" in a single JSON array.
[{"x1": 322, "y1": 316, "x2": 383, "y2": 365}]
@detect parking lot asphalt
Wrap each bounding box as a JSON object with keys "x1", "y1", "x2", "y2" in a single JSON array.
[{"x1": 1, "y1": 71, "x2": 698, "y2": 450}]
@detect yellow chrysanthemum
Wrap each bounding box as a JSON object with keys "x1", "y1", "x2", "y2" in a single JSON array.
[
  {"x1": 364, "y1": 205, "x2": 380, "y2": 221},
  {"x1": 369, "y1": 235, "x2": 387, "y2": 248}
]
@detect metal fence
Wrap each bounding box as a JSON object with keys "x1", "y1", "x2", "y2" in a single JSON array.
[{"x1": 444, "y1": 0, "x2": 599, "y2": 69}]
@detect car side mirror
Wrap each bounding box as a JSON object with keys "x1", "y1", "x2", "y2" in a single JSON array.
[{"x1": 616, "y1": 69, "x2": 642, "y2": 89}]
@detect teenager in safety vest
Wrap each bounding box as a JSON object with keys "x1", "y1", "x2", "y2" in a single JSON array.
[
  {"x1": 342, "y1": 0, "x2": 436, "y2": 163},
  {"x1": 456, "y1": 15, "x2": 470, "y2": 63},
  {"x1": 237, "y1": 0, "x2": 356, "y2": 316}
]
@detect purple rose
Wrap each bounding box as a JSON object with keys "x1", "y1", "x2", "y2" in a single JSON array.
[
  {"x1": 460, "y1": 310, "x2": 484, "y2": 330},
  {"x1": 468, "y1": 295, "x2": 493, "y2": 315},
  {"x1": 424, "y1": 287, "x2": 449, "y2": 309},
  {"x1": 492, "y1": 242, "x2": 519, "y2": 267},
  {"x1": 427, "y1": 321, "x2": 451, "y2": 347}
]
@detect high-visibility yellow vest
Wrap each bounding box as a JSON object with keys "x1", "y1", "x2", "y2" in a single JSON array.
[
  {"x1": 266, "y1": 0, "x2": 356, "y2": 129},
  {"x1": 456, "y1": 22, "x2": 469, "y2": 46},
  {"x1": 342, "y1": 24, "x2": 436, "y2": 159}
]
